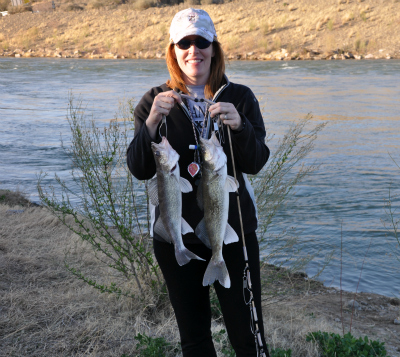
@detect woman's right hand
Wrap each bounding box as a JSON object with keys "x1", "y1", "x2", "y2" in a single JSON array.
[{"x1": 146, "y1": 90, "x2": 182, "y2": 140}]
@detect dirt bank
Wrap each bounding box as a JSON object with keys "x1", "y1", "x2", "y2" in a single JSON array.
[
  {"x1": 1, "y1": 0, "x2": 400, "y2": 61},
  {"x1": 1, "y1": 190, "x2": 399, "y2": 356}
]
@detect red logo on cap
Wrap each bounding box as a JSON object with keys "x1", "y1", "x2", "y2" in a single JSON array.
[{"x1": 188, "y1": 14, "x2": 196, "y2": 22}]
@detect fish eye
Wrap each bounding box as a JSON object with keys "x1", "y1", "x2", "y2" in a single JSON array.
[
  {"x1": 155, "y1": 151, "x2": 161, "y2": 157},
  {"x1": 171, "y1": 164, "x2": 177, "y2": 172}
]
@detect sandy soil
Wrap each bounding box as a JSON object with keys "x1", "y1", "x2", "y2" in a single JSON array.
[{"x1": 1, "y1": 0, "x2": 399, "y2": 60}]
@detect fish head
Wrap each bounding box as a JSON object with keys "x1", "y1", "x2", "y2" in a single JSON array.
[
  {"x1": 200, "y1": 132, "x2": 226, "y2": 172},
  {"x1": 151, "y1": 137, "x2": 180, "y2": 174}
]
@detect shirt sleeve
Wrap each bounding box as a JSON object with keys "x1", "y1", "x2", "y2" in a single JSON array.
[
  {"x1": 229, "y1": 87, "x2": 270, "y2": 175},
  {"x1": 126, "y1": 88, "x2": 161, "y2": 180}
]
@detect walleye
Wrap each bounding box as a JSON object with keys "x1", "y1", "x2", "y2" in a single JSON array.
[
  {"x1": 149, "y1": 137, "x2": 204, "y2": 266},
  {"x1": 195, "y1": 132, "x2": 239, "y2": 288}
]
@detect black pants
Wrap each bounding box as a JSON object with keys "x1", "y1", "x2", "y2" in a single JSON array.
[{"x1": 153, "y1": 232, "x2": 270, "y2": 357}]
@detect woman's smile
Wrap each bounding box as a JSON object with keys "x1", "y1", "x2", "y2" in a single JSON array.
[{"x1": 174, "y1": 35, "x2": 214, "y2": 85}]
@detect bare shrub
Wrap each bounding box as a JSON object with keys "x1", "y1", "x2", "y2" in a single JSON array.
[
  {"x1": 184, "y1": 0, "x2": 200, "y2": 5},
  {"x1": 38, "y1": 95, "x2": 162, "y2": 300},
  {"x1": 0, "y1": 189, "x2": 32, "y2": 207},
  {"x1": 7, "y1": 4, "x2": 32, "y2": 13},
  {"x1": 133, "y1": 0, "x2": 157, "y2": 10},
  {"x1": 62, "y1": 3, "x2": 85, "y2": 10},
  {"x1": 0, "y1": 0, "x2": 9, "y2": 11},
  {"x1": 87, "y1": 0, "x2": 104, "y2": 8}
]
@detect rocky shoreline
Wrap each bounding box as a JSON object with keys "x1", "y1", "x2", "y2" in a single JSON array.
[{"x1": 1, "y1": 47, "x2": 398, "y2": 61}]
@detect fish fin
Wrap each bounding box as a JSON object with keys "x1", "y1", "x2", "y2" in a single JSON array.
[
  {"x1": 175, "y1": 246, "x2": 205, "y2": 266},
  {"x1": 147, "y1": 177, "x2": 159, "y2": 206},
  {"x1": 197, "y1": 179, "x2": 204, "y2": 211},
  {"x1": 195, "y1": 218, "x2": 211, "y2": 249},
  {"x1": 153, "y1": 218, "x2": 172, "y2": 243},
  {"x1": 180, "y1": 177, "x2": 193, "y2": 193},
  {"x1": 225, "y1": 175, "x2": 239, "y2": 193},
  {"x1": 202, "y1": 259, "x2": 231, "y2": 288},
  {"x1": 181, "y1": 217, "x2": 194, "y2": 235},
  {"x1": 224, "y1": 224, "x2": 239, "y2": 245}
]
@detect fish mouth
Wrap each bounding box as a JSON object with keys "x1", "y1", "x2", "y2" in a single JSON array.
[
  {"x1": 151, "y1": 136, "x2": 180, "y2": 170},
  {"x1": 151, "y1": 136, "x2": 168, "y2": 150},
  {"x1": 200, "y1": 133, "x2": 222, "y2": 161}
]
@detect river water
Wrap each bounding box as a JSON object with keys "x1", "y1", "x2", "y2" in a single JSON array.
[{"x1": 1, "y1": 58, "x2": 399, "y2": 297}]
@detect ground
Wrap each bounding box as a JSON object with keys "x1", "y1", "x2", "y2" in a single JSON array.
[
  {"x1": 1, "y1": 190, "x2": 399, "y2": 356},
  {"x1": 261, "y1": 266, "x2": 400, "y2": 356}
]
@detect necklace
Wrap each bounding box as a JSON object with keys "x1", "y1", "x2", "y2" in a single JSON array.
[{"x1": 184, "y1": 98, "x2": 209, "y2": 178}]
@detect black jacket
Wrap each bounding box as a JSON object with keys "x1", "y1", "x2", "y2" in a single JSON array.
[{"x1": 127, "y1": 77, "x2": 270, "y2": 243}]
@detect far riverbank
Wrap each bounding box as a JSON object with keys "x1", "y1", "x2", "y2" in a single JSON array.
[{"x1": 1, "y1": 0, "x2": 400, "y2": 61}]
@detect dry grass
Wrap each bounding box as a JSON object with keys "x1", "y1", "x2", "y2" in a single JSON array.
[
  {"x1": 264, "y1": 305, "x2": 339, "y2": 355},
  {"x1": 0, "y1": 191, "x2": 351, "y2": 356},
  {"x1": 0, "y1": 202, "x2": 176, "y2": 356}
]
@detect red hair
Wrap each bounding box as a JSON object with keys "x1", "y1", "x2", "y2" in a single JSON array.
[{"x1": 165, "y1": 41, "x2": 225, "y2": 100}]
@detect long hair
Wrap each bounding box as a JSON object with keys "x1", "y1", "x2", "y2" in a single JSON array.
[{"x1": 165, "y1": 41, "x2": 225, "y2": 99}]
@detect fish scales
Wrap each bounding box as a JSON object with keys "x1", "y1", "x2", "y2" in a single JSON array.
[
  {"x1": 150, "y1": 137, "x2": 204, "y2": 266},
  {"x1": 196, "y1": 132, "x2": 239, "y2": 288}
]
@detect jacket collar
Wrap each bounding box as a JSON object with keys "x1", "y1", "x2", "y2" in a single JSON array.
[{"x1": 177, "y1": 74, "x2": 230, "y2": 128}]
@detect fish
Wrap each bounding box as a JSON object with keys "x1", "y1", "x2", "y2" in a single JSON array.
[
  {"x1": 148, "y1": 136, "x2": 205, "y2": 266},
  {"x1": 195, "y1": 132, "x2": 239, "y2": 288}
]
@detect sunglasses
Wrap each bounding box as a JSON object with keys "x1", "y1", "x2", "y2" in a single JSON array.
[{"x1": 175, "y1": 38, "x2": 212, "y2": 50}]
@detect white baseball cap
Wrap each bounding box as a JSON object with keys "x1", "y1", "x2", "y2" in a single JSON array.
[{"x1": 169, "y1": 8, "x2": 217, "y2": 44}]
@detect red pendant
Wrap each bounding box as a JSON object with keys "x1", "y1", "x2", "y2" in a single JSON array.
[{"x1": 188, "y1": 162, "x2": 200, "y2": 177}]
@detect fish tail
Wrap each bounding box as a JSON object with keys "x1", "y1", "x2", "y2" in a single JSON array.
[
  {"x1": 202, "y1": 259, "x2": 231, "y2": 288},
  {"x1": 175, "y1": 247, "x2": 205, "y2": 266}
]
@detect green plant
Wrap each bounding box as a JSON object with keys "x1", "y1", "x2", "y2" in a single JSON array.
[
  {"x1": 213, "y1": 329, "x2": 235, "y2": 356},
  {"x1": 133, "y1": 333, "x2": 179, "y2": 357},
  {"x1": 210, "y1": 285, "x2": 223, "y2": 319},
  {"x1": 37, "y1": 95, "x2": 161, "y2": 299},
  {"x1": 306, "y1": 331, "x2": 387, "y2": 356},
  {"x1": 270, "y1": 347, "x2": 292, "y2": 357}
]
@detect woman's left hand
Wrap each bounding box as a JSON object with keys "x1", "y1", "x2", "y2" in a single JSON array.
[{"x1": 209, "y1": 102, "x2": 243, "y2": 131}]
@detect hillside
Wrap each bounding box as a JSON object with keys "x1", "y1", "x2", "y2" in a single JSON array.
[{"x1": 1, "y1": 0, "x2": 400, "y2": 60}]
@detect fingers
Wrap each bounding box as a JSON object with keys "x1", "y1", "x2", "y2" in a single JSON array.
[
  {"x1": 168, "y1": 90, "x2": 183, "y2": 104},
  {"x1": 209, "y1": 102, "x2": 235, "y2": 118},
  {"x1": 156, "y1": 90, "x2": 182, "y2": 107},
  {"x1": 149, "y1": 90, "x2": 182, "y2": 123},
  {"x1": 209, "y1": 102, "x2": 242, "y2": 131}
]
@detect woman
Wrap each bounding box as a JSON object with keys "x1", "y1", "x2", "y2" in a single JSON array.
[{"x1": 127, "y1": 8, "x2": 270, "y2": 357}]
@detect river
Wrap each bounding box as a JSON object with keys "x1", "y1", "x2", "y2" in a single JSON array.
[{"x1": 1, "y1": 57, "x2": 399, "y2": 297}]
